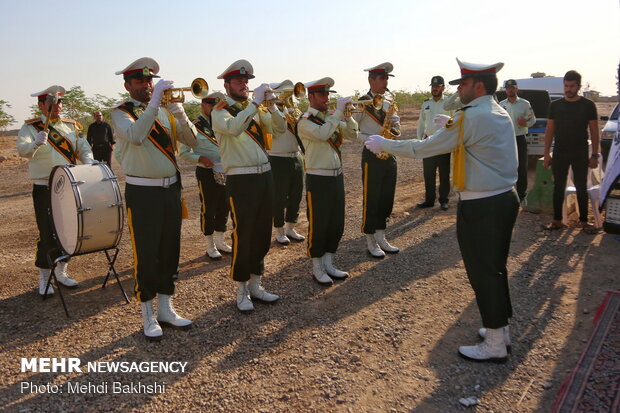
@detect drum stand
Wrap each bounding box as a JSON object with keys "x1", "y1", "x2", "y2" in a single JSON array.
[{"x1": 43, "y1": 247, "x2": 129, "y2": 317}]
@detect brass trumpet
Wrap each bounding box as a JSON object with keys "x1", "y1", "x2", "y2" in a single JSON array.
[
  {"x1": 251, "y1": 82, "x2": 307, "y2": 104},
  {"x1": 343, "y1": 94, "x2": 383, "y2": 117},
  {"x1": 161, "y1": 77, "x2": 209, "y2": 106}
]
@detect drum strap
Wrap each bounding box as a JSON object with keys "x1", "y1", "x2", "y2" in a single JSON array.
[{"x1": 32, "y1": 120, "x2": 77, "y2": 164}]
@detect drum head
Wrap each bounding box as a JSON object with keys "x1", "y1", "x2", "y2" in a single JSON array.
[{"x1": 50, "y1": 166, "x2": 78, "y2": 255}]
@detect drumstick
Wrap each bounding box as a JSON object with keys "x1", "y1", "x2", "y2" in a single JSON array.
[{"x1": 43, "y1": 93, "x2": 59, "y2": 132}]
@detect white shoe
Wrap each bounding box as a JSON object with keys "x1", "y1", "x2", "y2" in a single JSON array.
[
  {"x1": 248, "y1": 274, "x2": 279, "y2": 303},
  {"x1": 285, "y1": 222, "x2": 305, "y2": 241},
  {"x1": 214, "y1": 231, "x2": 232, "y2": 254},
  {"x1": 156, "y1": 294, "x2": 192, "y2": 330},
  {"x1": 374, "y1": 230, "x2": 399, "y2": 254},
  {"x1": 478, "y1": 326, "x2": 511, "y2": 351},
  {"x1": 205, "y1": 235, "x2": 222, "y2": 260},
  {"x1": 55, "y1": 262, "x2": 79, "y2": 288},
  {"x1": 312, "y1": 257, "x2": 333, "y2": 285},
  {"x1": 366, "y1": 234, "x2": 385, "y2": 259},
  {"x1": 323, "y1": 253, "x2": 348, "y2": 279},
  {"x1": 459, "y1": 327, "x2": 508, "y2": 363},
  {"x1": 38, "y1": 268, "x2": 54, "y2": 296},
  {"x1": 275, "y1": 227, "x2": 290, "y2": 245},
  {"x1": 236, "y1": 282, "x2": 254, "y2": 312},
  {"x1": 141, "y1": 300, "x2": 163, "y2": 341}
]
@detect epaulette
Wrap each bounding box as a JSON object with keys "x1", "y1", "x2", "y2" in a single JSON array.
[
  {"x1": 258, "y1": 106, "x2": 269, "y2": 114},
  {"x1": 214, "y1": 100, "x2": 228, "y2": 111},
  {"x1": 192, "y1": 118, "x2": 201, "y2": 125},
  {"x1": 61, "y1": 118, "x2": 76, "y2": 124},
  {"x1": 423, "y1": 98, "x2": 430, "y2": 102},
  {"x1": 456, "y1": 105, "x2": 472, "y2": 112},
  {"x1": 25, "y1": 118, "x2": 41, "y2": 125}
]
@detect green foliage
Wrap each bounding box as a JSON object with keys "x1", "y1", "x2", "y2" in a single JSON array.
[
  {"x1": 0, "y1": 100, "x2": 16, "y2": 130},
  {"x1": 390, "y1": 89, "x2": 432, "y2": 107},
  {"x1": 183, "y1": 102, "x2": 201, "y2": 121}
]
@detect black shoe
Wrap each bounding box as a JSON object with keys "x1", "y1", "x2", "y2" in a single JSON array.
[
  {"x1": 440, "y1": 202, "x2": 449, "y2": 211},
  {"x1": 416, "y1": 200, "x2": 434, "y2": 209}
]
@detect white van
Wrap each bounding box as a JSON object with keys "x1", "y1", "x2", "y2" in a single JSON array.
[{"x1": 507, "y1": 77, "x2": 564, "y2": 100}]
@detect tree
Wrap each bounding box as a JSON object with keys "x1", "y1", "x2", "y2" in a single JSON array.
[{"x1": 0, "y1": 100, "x2": 15, "y2": 131}]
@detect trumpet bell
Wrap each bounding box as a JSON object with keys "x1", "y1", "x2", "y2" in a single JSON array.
[
  {"x1": 161, "y1": 77, "x2": 210, "y2": 105},
  {"x1": 191, "y1": 78, "x2": 209, "y2": 100}
]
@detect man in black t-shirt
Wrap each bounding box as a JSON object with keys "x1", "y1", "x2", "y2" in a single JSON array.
[
  {"x1": 87, "y1": 111, "x2": 115, "y2": 167},
  {"x1": 543, "y1": 70, "x2": 600, "y2": 233}
]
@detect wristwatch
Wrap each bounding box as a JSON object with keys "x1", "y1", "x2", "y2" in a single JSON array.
[{"x1": 591, "y1": 153, "x2": 601, "y2": 159}]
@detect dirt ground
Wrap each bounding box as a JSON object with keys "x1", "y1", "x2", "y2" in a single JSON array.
[{"x1": 0, "y1": 103, "x2": 618, "y2": 413}]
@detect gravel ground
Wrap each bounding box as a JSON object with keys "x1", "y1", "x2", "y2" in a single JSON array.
[{"x1": 0, "y1": 105, "x2": 617, "y2": 412}]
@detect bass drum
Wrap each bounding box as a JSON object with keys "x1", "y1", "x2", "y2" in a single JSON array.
[{"x1": 49, "y1": 163, "x2": 124, "y2": 256}]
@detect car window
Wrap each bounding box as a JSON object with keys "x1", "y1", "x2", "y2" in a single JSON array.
[{"x1": 610, "y1": 104, "x2": 619, "y2": 120}]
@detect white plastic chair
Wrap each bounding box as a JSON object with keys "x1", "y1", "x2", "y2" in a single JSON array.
[{"x1": 562, "y1": 155, "x2": 605, "y2": 227}]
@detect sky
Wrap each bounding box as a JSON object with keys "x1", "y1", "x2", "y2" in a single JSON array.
[{"x1": 1, "y1": 0, "x2": 618, "y2": 126}]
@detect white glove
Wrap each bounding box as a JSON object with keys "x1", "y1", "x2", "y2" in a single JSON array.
[
  {"x1": 336, "y1": 96, "x2": 353, "y2": 113},
  {"x1": 390, "y1": 114, "x2": 400, "y2": 124},
  {"x1": 264, "y1": 88, "x2": 275, "y2": 102},
  {"x1": 251, "y1": 83, "x2": 269, "y2": 106},
  {"x1": 433, "y1": 114, "x2": 451, "y2": 128},
  {"x1": 166, "y1": 102, "x2": 190, "y2": 124},
  {"x1": 365, "y1": 134, "x2": 387, "y2": 154},
  {"x1": 34, "y1": 131, "x2": 48, "y2": 147},
  {"x1": 148, "y1": 79, "x2": 174, "y2": 109}
]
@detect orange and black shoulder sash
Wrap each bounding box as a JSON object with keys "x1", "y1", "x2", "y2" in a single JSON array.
[
  {"x1": 305, "y1": 114, "x2": 343, "y2": 158},
  {"x1": 31, "y1": 120, "x2": 77, "y2": 164},
  {"x1": 116, "y1": 102, "x2": 178, "y2": 168}
]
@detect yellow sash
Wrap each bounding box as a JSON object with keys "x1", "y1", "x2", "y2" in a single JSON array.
[{"x1": 446, "y1": 113, "x2": 466, "y2": 190}]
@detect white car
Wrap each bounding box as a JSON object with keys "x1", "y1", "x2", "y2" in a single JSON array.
[{"x1": 601, "y1": 103, "x2": 619, "y2": 162}]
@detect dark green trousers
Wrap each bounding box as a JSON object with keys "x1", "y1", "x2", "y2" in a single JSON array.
[
  {"x1": 33, "y1": 184, "x2": 69, "y2": 268},
  {"x1": 196, "y1": 167, "x2": 228, "y2": 236},
  {"x1": 269, "y1": 155, "x2": 304, "y2": 227},
  {"x1": 226, "y1": 171, "x2": 273, "y2": 282},
  {"x1": 306, "y1": 173, "x2": 345, "y2": 258},
  {"x1": 125, "y1": 182, "x2": 181, "y2": 302},
  {"x1": 361, "y1": 147, "x2": 397, "y2": 234},
  {"x1": 456, "y1": 189, "x2": 519, "y2": 329}
]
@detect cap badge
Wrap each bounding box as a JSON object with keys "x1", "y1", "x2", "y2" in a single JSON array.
[
  {"x1": 240, "y1": 67, "x2": 246, "y2": 75},
  {"x1": 142, "y1": 67, "x2": 150, "y2": 76}
]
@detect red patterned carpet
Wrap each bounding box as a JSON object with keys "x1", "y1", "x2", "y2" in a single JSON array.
[{"x1": 553, "y1": 291, "x2": 620, "y2": 412}]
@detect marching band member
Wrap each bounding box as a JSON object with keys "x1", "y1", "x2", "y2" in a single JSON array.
[
  {"x1": 16, "y1": 85, "x2": 94, "y2": 296},
  {"x1": 179, "y1": 92, "x2": 232, "y2": 260},
  {"x1": 211, "y1": 59, "x2": 286, "y2": 312},
  {"x1": 353, "y1": 63, "x2": 401, "y2": 259},
  {"x1": 297, "y1": 77, "x2": 357, "y2": 285},
  {"x1": 111, "y1": 57, "x2": 197, "y2": 340},
  {"x1": 268, "y1": 80, "x2": 305, "y2": 245},
  {"x1": 366, "y1": 58, "x2": 519, "y2": 363}
]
